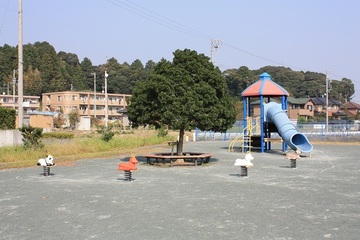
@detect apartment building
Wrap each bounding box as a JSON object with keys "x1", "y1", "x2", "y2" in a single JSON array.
[
  {"x1": 0, "y1": 94, "x2": 40, "y2": 112},
  {"x1": 42, "y1": 91, "x2": 131, "y2": 126}
]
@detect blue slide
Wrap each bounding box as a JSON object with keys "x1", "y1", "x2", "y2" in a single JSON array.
[{"x1": 264, "y1": 102, "x2": 313, "y2": 153}]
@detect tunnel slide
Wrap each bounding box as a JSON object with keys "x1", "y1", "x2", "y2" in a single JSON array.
[{"x1": 264, "y1": 102, "x2": 313, "y2": 153}]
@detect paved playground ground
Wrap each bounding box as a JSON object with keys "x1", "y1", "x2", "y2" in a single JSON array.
[{"x1": 0, "y1": 141, "x2": 359, "y2": 240}]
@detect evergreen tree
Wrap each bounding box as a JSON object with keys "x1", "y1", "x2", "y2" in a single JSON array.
[{"x1": 128, "y1": 49, "x2": 236, "y2": 154}]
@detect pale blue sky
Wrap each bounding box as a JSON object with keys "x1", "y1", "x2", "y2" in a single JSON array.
[{"x1": 1, "y1": 0, "x2": 359, "y2": 101}]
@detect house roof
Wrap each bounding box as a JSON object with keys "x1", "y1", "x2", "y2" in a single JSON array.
[
  {"x1": 311, "y1": 97, "x2": 340, "y2": 106},
  {"x1": 242, "y1": 72, "x2": 289, "y2": 97},
  {"x1": 341, "y1": 101, "x2": 360, "y2": 110},
  {"x1": 287, "y1": 97, "x2": 310, "y2": 105}
]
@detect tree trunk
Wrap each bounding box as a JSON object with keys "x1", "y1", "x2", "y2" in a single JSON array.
[{"x1": 177, "y1": 128, "x2": 184, "y2": 155}]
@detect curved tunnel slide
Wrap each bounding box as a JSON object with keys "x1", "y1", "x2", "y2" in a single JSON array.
[{"x1": 264, "y1": 102, "x2": 313, "y2": 153}]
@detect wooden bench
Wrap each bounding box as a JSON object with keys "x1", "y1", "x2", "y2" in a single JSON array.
[{"x1": 144, "y1": 152, "x2": 213, "y2": 167}]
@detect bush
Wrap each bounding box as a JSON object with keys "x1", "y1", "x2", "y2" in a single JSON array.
[
  {"x1": 19, "y1": 125, "x2": 44, "y2": 150},
  {"x1": 96, "y1": 125, "x2": 115, "y2": 142},
  {"x1": 53, "y1": 113, "x2": 66, "y2": 128},
  {"x1": 68, "y1": 110, "x2": 80, "y2": 130},
  {"x1": 0, "y1": 107, "x2": 16, "y2": 129},
  {"x1": 42, "y1": 132, "x2": 74, "y2": 139},
  {"x1": 91, "y1": 117, "x2": 100, "y2": 127},
  {"x1": 101, "y1": 130, "x2": 115, "y2": 142},
  {"x1": 297, "y1": 116, "x2": 307, "y2": 124}
]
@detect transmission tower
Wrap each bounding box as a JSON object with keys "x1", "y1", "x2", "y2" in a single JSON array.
[{"x1": 211, "y1": 39, "x2": 222, "y2": 65}]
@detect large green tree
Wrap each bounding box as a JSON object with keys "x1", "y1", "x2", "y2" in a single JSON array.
[{"x1": 128, "y1": 49, "x2": 236, "y2": 154}]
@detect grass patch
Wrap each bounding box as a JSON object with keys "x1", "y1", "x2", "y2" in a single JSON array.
[{"x1": 0, "y1": 130, "x2": 176, "y2": 170}]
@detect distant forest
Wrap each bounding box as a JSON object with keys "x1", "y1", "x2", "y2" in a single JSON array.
[{"x1": 0, "y1": 41, "x2": 355, "y2": 103}]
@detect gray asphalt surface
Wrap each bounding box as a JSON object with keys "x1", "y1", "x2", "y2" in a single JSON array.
[{"x1": 0, "y1": 141, "x2": 359, "y2": 240}]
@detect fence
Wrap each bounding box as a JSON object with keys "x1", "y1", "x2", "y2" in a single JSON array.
[{"x1": 194, "y1": 122, "x2": 360, "y2": 142}]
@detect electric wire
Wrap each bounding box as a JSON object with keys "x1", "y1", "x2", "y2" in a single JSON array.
[
  {"x1": 0, "y1": 0, "x2": 11, "y2": 38},
  {"x1": 105, "y1": 0, "x2": 305, "y2": 72},
  {"x1": 106, "y1": 0, "x2": 210, "y2": 41},
  {"x1": 0, "y1": 0, "x2": 352, "y2": 83}
]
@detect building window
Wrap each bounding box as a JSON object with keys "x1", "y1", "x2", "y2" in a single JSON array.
[
  {"x1": 57, "y1": 96, "x2": 62, "y2": 101},
  {"x1": 72, "y1": 95, "x2": 77, "y2": 101}
]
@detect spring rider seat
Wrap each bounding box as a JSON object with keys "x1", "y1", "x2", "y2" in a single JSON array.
[
  {"x1": 118, "y1": 154, "x2": 138, "y2": 181},
  {"x1": 234, "y1": 152, "x2": 254, "y2": 177},
  {"x1": 37, "y1": 153, "x2": 55, "y2": 176}
]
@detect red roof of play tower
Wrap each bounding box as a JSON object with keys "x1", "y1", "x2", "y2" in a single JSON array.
[{"x1": 241, "y1": 72, "x2": 289, "y2": 97}]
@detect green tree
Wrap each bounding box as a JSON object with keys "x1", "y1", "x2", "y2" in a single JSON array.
[
  {"x1": 0, "y1": 107, "x2": 16, "y2": 129},
  {"x1": 128, "y1": 49, "x2": 236, "y2": 154},
  {"x1": 224, "y1": 66, "x2": 257, "y2": 98},
  {"x1": 24, "y1": 66, "x2": 42, "y2": 96},
  {"x1": 53, "y1": 112, "x2": 66, "y2": 128},
  {"x1": 80, "y1": 57, "x2": 95, "y2": 91},
  {"x1": 68, "y1": 110, "x2": 80, "y2": 130}
]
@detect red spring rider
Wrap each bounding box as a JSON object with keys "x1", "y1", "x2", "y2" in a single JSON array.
[{"x1": 118, "y1": 154, "x2": 138, "y2": 181}]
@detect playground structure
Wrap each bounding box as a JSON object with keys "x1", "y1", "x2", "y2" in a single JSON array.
[{"x1": 230, "y1": 72, "x2": 313, "y2": 153}]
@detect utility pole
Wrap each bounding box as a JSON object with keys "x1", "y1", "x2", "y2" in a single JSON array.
[
  {"x1": 325, "y1": 70, "x2": 329, "y2": 136},
  {"x1": 211, "y1": 39, "x2": 222, "y2": 65},
  {"x1": 12, "y1": 70, "x2": 16, "y2": 109},
  {"x1": 18, "y1": 0, "x2": 23, "y2": 128},
  {"x1": 91, "y1": 73, "x2": 97, "y2": 118},
  {"x1": 104, "y1": 71, "x2": 108, "y2": 128}
]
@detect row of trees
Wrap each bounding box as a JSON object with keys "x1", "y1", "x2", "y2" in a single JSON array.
[
  {"x1": 0, "y1": 42, "x2": 155, "y2": 96},
  {"x1": 0, "y1": 41, "x2": 355, "y2": 103},
  {"x1": 224, "y1": 66, "x2": 354, "y2": 103}
]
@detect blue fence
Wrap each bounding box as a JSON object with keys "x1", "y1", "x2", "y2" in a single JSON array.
[{"x1": 194, "y1": 122, "x2": 360, "y2": 141}]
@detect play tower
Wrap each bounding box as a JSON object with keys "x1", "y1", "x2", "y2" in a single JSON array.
[{"x1": 241, "y1": 72, "x2": 313, "y2": 153}]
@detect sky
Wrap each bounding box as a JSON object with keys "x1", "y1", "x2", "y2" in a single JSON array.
[{"x1": 0, "y1": 0, "x2": 359, "y2": 102}]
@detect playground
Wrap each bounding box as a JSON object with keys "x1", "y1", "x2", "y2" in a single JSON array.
[
  {"x1": 0, "y1": 140, "x2": 359, "y2": 240},
  {"x1": 1, "y1": 72, "x2": 358, "y2": 239}
]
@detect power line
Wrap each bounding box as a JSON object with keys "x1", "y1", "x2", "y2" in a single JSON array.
[
  {"x1": 106, "y1": 0, "x2": 304, "y2": 71},
  {"x1": 106, "y1": 0, "x2": 210, "y2": 40},
  {"x1": 0, "y1": 0, "x2": 11, "y2": 37}
]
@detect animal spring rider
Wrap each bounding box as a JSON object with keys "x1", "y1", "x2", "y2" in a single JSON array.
[
  {"x1": 234, "y1": 152, "x2": 254, "y2": 177},
  {"x1": 37, "y1": 154, "x2": 55, "y2": 176},
  {"x1": 118, "y1": 154, "x2": 138, "y2": 181},
  {"x1": 285, "y1": 149, "x2": 301, "y2": 168}
]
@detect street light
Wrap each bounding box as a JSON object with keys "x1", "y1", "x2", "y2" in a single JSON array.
[{"x1": 91, "y1": 73, "x2": 96, "y2": 118}]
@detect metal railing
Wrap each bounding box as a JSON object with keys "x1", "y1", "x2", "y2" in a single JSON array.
[{"x1": 194, "y1": 122, "x2": 360, "y2": 142}]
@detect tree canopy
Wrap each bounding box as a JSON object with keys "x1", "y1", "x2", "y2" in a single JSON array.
[
  {"x1": 0, "y1": 41, "x2": 356, "y2": 104},
  {"x1": 127, "y1": 49, "x2": 237, "y2": 154},
  {"x1": 0, "y1": 42, "x2": 151, "y2": 96}
]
